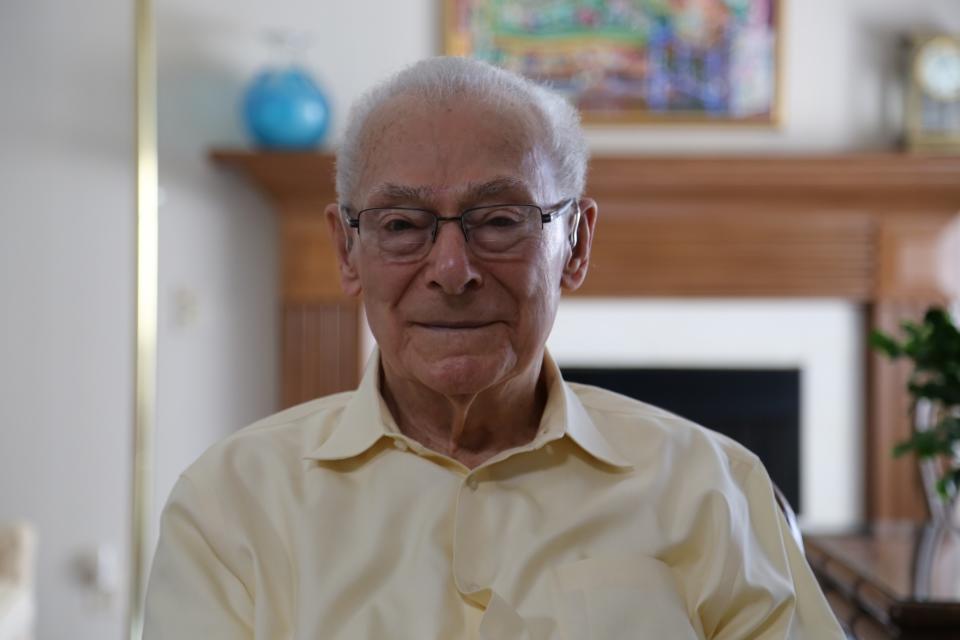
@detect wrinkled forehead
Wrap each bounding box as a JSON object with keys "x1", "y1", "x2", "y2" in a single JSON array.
[{"x1": 352, "y1": 93, "x2": 559, "y2": 209}]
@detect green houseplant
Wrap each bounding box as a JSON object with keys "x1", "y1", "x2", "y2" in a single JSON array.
[{"x1": 871, "y1": 307, "x2": 960, "y2": 522}]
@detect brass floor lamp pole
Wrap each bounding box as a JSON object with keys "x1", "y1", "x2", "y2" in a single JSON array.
[{"x1": 130, "y1": 0, "x2": 157, "y2": 636}]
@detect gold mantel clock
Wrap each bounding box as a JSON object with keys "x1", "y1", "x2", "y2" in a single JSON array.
[{"x1": 905, "y1": 34, "x2": 960, "y2": 153}]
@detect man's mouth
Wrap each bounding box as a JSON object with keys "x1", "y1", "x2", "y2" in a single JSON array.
[{"x1": 413, "y1": 321, "x2": 497, "y2": 330}]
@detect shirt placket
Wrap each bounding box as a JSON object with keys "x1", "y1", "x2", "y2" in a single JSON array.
[
  {"x1": 388, "y1": 430, "x2": 559, "y2": 638},
  {"x1": 451, "y1": 464, "x2": 540, "y2": 639},
  {"x1": 452, "y1": 467, "x2": 486, "y2": 597}
]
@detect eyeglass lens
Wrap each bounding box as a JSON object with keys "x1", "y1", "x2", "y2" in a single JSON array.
[{"x1": 357, "y1": 205, "x2": 543, "y2": 261}]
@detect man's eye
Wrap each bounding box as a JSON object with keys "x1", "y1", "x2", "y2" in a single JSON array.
[
  {"x1": 378, "y1": 214, "x2": 428, "y2": 233},
  {"x1": 484, "y1": 215, "x2": 521, "y2": 228},
  {"x1": 383, "y1": 218, "x2": 416, "y2": 232},
  {"x1": 472, "y1": 208, "x2": 526, "y2": 227}
]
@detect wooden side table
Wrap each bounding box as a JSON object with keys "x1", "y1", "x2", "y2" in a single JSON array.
[{"x1": 805, "y1": 522, "x2": 960, "y2": 639}]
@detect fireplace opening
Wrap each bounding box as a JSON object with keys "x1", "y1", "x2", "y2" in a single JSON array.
[{"x1": 561, "y1": 367, "x2": 802, "y2": 513}]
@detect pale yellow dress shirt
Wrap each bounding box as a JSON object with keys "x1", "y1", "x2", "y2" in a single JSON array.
[{"x1": 143, "y1": 351, "x2": 844, "y2": 639}]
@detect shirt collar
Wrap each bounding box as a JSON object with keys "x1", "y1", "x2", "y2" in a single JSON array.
[
  {"x1": 304, "y1": 349, "x2": 632, "y2": 469},
  {"x1": 540, "y1": 351, "x2": 633, "y2": 468},
  {"x1": 302, "y1": 351, "x2": 392, "y2": 461}
]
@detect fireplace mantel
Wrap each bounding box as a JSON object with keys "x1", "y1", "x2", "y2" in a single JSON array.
[
  {"x1": 211, "y1": 150, "x2": 960, "y2": 522},
  {"x1": 213, "y1": 151, "x2": 960, "y2": 300}
]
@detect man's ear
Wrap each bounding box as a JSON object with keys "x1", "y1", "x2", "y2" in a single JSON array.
[
  {"x1": 561, "y1": 197, "x2": 597, "y2": 292},
  {"x1": 325, "y1": 203, "x2": 362, "y2": 297}
]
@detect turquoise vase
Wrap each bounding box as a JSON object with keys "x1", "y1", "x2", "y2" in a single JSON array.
[{"x1": 242, "y1": 66, "x2": 330, "y2": 149}]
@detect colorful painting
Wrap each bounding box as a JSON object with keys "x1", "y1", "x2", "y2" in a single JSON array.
[{"x1": 444, "y1": 0, "x2": 781, "y2": 123}]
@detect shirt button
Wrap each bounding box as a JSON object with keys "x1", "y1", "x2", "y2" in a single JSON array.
[
  {"x1": 465, "y1": 476, "x2": 479, "y2": 491},
  {"x1": 393, "y1": 439, "x2": 409, "y2": 452}
]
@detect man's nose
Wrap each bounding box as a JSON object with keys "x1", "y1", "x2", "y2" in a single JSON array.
[{"x1": 424, "y1": 220, "x2": 482, "y2": 295}]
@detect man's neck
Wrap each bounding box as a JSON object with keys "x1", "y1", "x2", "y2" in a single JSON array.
[{"x1": 380, "y1": 359, "x2": 548, "y2": 470}]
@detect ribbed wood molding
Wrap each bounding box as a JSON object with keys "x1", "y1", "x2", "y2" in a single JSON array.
[{"x1": 282, "y1": 301, "x2": 360, "y2": 408}]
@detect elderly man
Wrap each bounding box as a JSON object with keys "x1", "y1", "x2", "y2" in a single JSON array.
[{"x1": 144, "y1": 57, "x2": 844, "y2": 638}]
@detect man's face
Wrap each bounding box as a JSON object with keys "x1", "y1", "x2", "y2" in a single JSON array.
[{"x1": 329, "y1": 95, "x2": 592, "y2": 398}]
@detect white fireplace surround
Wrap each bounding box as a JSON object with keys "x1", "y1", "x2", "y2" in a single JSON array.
[
  {"x1": 548, "y1": 298, "x2": 864, "y2": 532},
  {"x1": 360, "y1": 298, "x2": 863, "y2": 532}
]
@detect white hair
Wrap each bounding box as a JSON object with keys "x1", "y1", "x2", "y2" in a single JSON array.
[{"x1": 335, "y1": 56, "x2": 589, "y2": 206}]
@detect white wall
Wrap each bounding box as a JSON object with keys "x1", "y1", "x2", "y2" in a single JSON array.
[
  {"x1": 0, "y1": 1, "x2": 133, "y2": 639},
  {"x1": 2, "y1": 1, "x2": 959, "y2": 638},
  {"x1": 162, "y1": 0, "x2": 960, "y2": 154}
]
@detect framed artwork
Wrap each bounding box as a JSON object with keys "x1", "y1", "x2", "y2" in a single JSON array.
[{"x1": 443, "y1": 0, "x2": 782, "y2": 125}]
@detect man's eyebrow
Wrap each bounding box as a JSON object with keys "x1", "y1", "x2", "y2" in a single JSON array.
[
  {"x1": 365, "y1": 177, "x2": 530, "y2": 207},
  {"x1": 367, "y1": 183, "x2": 434, "y2": 204},
  {"x1": 462, "y1": 177, "x2": 529, "y2": 202}
]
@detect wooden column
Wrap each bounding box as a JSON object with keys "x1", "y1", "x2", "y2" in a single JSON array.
[
  {"x1": 281, "y1": 299, "x2": 359, "y2": 409},
  {"x1": 866, "y1": 209, "x2": 955, "y2": 521},
  {"x1": 213, "y1": 152, "x2": 362, "y2": 406},
  {"x1": 277, "y1": 200, "x2": 361, "y2": 406},
  {"x1": 866, "y1": 301, "x2": 931, "y2": 522}
]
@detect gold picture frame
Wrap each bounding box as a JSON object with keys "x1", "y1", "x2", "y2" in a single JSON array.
[{"x1": 443, "y1": 0, "x2": 783, "y2": 126}]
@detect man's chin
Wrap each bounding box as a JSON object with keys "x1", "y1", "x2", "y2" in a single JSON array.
[{"x1": 407, "y1": 352, "x2": 516, "y2": 398}]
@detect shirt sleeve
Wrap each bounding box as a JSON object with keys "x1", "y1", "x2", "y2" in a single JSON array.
[
  {"x1": 143, "y1": 473, "x2": 254, "y2": 640},
  {"x1": 737, "y1": 460, "x2": 843, "y2": 638},
  {"x1": 675, "y1": 457, "x2": 845, "y2": 639}
]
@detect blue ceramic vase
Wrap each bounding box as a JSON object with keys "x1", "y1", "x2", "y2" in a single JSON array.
[{"x1": 242, "y1": 67, "x2": 330, "y2": 149}]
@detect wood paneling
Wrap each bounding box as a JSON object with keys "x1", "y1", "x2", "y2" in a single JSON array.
[
  {"x1": 582, "y1": 209, "x2": 875, "y2": 298},
  {"x1": 585, "y1": 154, "x2": 960, "y2": 212},
  {"x1": 279, "y1": 206, "x2": 342, "y2": 303},
  {"x1": 877, "y1": 216, "x2": 956, "y2": 300},
  {"x1": 281, "y1": 301, "x2": 360, "y2": 409},
  {"x1": 866, "y1": 301, "x2": 942, "y2": 522},
  {"x1": 212, "y1": 150, "x2": 960, "y2": 522},
  {"x1": 213, "y1": 151, "x2": 337, "y2": 209}
]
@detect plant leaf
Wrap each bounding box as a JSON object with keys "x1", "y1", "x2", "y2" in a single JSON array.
[{"x1": 869, "y1": 331, "x2": 903, "y2": 358}]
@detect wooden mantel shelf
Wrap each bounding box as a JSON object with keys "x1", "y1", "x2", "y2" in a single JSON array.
[
  {"x1": 211, "y1": 149, "x2": 960, "y2": 522},
  {"x1": 212, "y1": 150, "x2": 960, "y2": 206},
  {"x1": 212, "y1": 150, "x2": 960, "y2": 301}
]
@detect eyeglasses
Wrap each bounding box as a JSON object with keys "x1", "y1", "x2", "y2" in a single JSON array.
[{"x1": 341, "y1": 198, "x2": 579, "y2": 263}]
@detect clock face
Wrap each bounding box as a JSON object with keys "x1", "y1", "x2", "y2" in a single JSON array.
[{"x1": 916, "y1": 37, "x2": 960, "y2": 101}]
